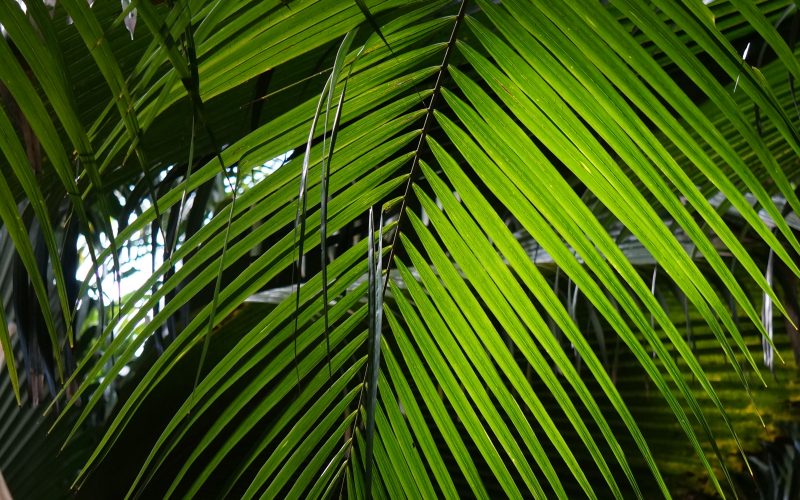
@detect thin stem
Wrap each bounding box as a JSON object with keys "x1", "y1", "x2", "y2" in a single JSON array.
[{"x1": 382, "y1": 0, "x2": 469, "y2": 296}]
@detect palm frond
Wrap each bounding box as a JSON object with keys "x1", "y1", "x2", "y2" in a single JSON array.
[{"x1": 1, "y1": 0, "x2": 799, "y2": 498}]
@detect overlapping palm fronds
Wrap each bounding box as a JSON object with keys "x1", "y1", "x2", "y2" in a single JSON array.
[{"x1": 1, "y1": 0, "x2": 799, "y2": 498}]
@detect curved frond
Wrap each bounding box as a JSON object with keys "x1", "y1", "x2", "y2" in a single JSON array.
[{"x1": 1, "y1": 0, "x2": 799, "y2": 498}]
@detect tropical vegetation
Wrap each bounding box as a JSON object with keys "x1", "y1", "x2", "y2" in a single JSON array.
[{"x1": 0, "y1": 0, "x2": 799, "y2": 497}]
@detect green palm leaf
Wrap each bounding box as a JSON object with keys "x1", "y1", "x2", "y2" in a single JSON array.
[{"x1": 1, "y1": 0, "x2": 799, "y2": 498}]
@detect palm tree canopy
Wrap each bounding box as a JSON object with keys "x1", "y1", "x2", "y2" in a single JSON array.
[{"x1": 1, "y1": 0, "x2": 800, "y2": 498}]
